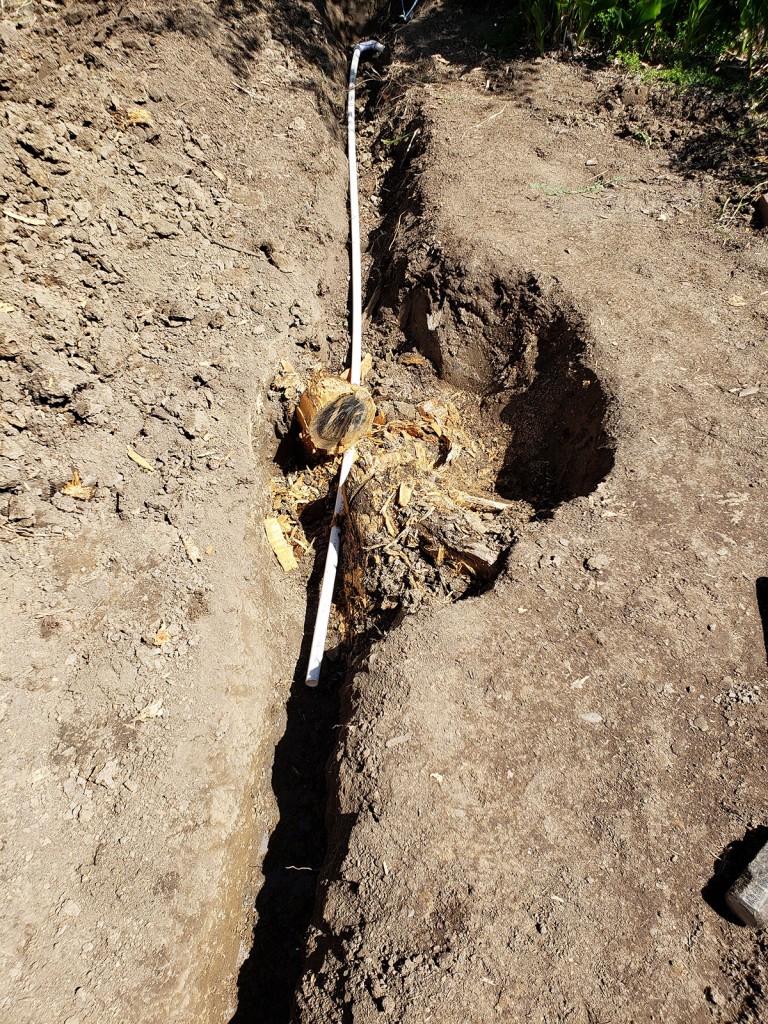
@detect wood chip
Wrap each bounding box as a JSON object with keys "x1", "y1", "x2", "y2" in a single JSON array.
[
  {"x1": 60, "y1": 470, "x2": 96, "y2": 501},
  {"x1": 126, "y1": 445, "x2": 156, "y2": 472},
  {"x1": 383, "y1": 508, "x2": 397, "y2": 537},
  {"x1": 454, "y1": 490, "x2": 514, "y2": 511},
  {"x1": 3, "y1": 208, "x2": 47, "y2": 226},
  {"x1": 265, "y1": 516, "x2": 298, "y2": 572},
  {"x1": 182, "y1": 535, "x2": 201, "y2": 564},
  {"x1": 126, "y1": 107, "x2": 154, "y2": 127},
  {"x1": 343, "y1": 352, "x2": 373, "y2": 382},
  {"x1": 401, "y1": 352, "x2": 430, "y2": 367},
  {"x1": 272, "y1": 360, "x2": 302, "y2": 391},
  {"x1": 148, "y1": 625, "x2": 170, "y2": 647},
  {"x1": 398, "y1": 481, "x2": 413, "y2": 507}
]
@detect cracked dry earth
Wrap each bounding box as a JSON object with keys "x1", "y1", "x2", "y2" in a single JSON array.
[{"x1": 2, "y1": 2, "x2": 768, "y2": 1024}]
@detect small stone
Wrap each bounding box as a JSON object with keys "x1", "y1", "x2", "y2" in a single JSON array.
[
  {"x1": 727, "y1": 840, "x2": 768, "y2": 927},
  {"x1": 0, "y1": 336, "x2": 21, "y2": 360},
  {"x1": 75, "y1": 126, "x2": 99, "y2": 151},
  {"x1": 706, "y1": 986, "x2": 725, "y2": 1006},
  {"x1": 61, "y1": 899, "x2": 81, "y2": 917},
  {"x1": 72, "y1": 199, "x2": 92, "y2": 222},
  {"x1": 370, "y1": 978, "x2": 386, "y2": 1000},
  {"x1": 70, "y1": 385, "x2": 112, "y2": 424},
  {"x1": 164, "y1": 302, "x2": 195, "y2": 323},
  {"x1": 580, "y1": 712, "x2": 603, "y2": 725},
  {"x1": 182, "y1": 410, "x2": 208, "y2": 438},
  {"x1": 7, "y1": 494, "x2": 38, "y2": 523},
  {"x1": 17, "y1": 123, "x2": 56, "y2": 156},
  {"x1": 0, "y1": 436, "x2": 25, "y2": 461},
  {"x1": 5, "y1": 406, "x2": 29, "y2": 429},
  {"x1": 539, "y1": 554, "x2": 562, "y2": 569},
  {"x1": 585, "y1": 553, "x2": 609, "y2": 572},
  {"x1": 90, "y1": 327, "x2": 125, "y2": 377},
  {"x1": 393, "y1": 401, "x2": 418, "y2": 421},
  {"x1": 51, "y1": 493, "x2": 77, "y2": 513},
  {"x1": 47, "y1": 199, "x2": 68, "y2": 222},
  {"x1": 262, "y1": 239, "x2": 295, "y2": 274},
  {"x1": 692, "y1": 715, "x2": 709, "y2": 732},
  {"x1": 94, "y1": 758, "x2": 119, "y2": 790},
  {"x1": 0, "y1": 464, "x2": 23, "y2": 493},
  {"x1": 146, "y1": 215, "x2": 179, "y2": 238},
  {"x1": 182, "y1": 535, "x2": 201, "y2": 563},
  {"x1": 28, "y1": 364, "x2": 84, "y2": 404},
  {"x1": 385, "y1": 734, "x2": 411, "y2": 748}
]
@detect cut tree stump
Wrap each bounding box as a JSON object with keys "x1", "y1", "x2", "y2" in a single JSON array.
[{"x1": 296, "y1": 371, "x2": 376, "y2": 458}]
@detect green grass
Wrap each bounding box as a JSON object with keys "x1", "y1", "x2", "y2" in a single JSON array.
[
  {"x1": 531, "y1": 176, "x2": 624, "y2": 196},
  {"x1": 613, "y1": 50, "x2": 724, "y2": 89},
  {"x1": 481, "y1": 1, "x2": 767, "y2": 80}
]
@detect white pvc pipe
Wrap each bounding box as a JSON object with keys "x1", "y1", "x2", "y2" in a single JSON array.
[
  {"x1": 305, "y1": 39, "x2": 384, "y2": 688},
  {"x1": 348, "y1": 39, "x2": 384, "y2": 383}
]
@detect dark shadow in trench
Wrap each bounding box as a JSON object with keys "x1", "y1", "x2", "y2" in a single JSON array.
[
  {"x1": 491, "y1": 297, "x2": 615, "y2": 514},
  {"x1": 229, "y1": 494, "x2": 346, "y2": 1024},
  {"x1": 496, "y1": 363, "x2": 615, "y2": 514}
]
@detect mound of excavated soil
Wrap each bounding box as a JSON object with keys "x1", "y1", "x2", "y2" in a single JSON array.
[{"x1": 2, "y1": 2, "x2": 767, "y2": 1024}]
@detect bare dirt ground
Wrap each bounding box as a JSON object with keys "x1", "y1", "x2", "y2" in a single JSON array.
[
  {"x1": 0, "y1": 2, "x2": 353, "y2": 1020},
  {"x1": 1, "y1": 2, "x2": 767, "y2": 1024}
]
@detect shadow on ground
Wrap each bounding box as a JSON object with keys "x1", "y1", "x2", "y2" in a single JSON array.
[
  {"x1": 229, "y1": 520, "x2": 345, "y2": 1023},
  {"x1": 702, "y1": 825, "x2": 768, "y2": 925}
]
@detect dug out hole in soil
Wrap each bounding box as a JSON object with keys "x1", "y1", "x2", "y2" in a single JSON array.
[{"x1": 394, "y1": 262, "x2": 616, "y2": 513}]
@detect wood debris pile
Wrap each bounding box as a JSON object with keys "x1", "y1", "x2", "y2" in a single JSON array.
[
  {"x1": 267, "y1": 459, "x2": 336, "y2": 570},
  {"x1": 267, "y1": 356, "x2": 532, "y2": 640},
  {"x1": 340, "y1": 395, "x2": 530, "y2": 635}
]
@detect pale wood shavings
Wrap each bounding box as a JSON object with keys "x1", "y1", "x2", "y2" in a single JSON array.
[{"x1": 265, "y1": 516, "x2": 298, "y2": 572}]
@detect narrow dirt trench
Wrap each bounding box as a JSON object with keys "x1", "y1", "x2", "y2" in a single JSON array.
[{"x1": 232, "y1": 11, "x2": 618, "y2": 1022}]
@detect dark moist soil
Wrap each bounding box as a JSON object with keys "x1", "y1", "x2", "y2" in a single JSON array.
[{"x1": 1, "y1": 2, "x2": 767, "y2": 1024}]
